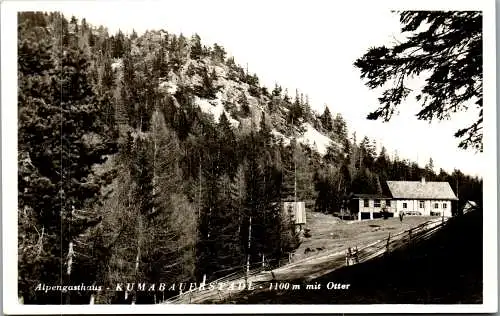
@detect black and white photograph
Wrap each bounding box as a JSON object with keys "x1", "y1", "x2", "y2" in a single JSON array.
[{"x1": 1, "y1": 0, "x2": 497, "y2": 313}]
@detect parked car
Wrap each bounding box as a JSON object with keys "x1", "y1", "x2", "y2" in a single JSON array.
[{"x1": 403, "y1": 211, "x2": 422, "y2": 216}]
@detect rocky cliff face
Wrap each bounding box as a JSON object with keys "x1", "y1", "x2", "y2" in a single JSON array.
[{"x1": 112, "y1": 29, "x2": 340, "y2": 156}]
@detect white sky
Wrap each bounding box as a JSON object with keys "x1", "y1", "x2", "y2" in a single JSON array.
[
  {"x1": 43, "y1": 0, "x2": 485, "y2": 177},
  {"x1": 2, "y1": 2, "x2": 499, "y2": 313}
]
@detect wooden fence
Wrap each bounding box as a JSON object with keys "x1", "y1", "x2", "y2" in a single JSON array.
[
  {"x1": 162, "y1": 216, "x2": 450, "y2": 304},
  {"x1": 345, "y1": 217, "x2": 448, "y2": 266},
  {"x1": 161, "y1": 262, "x2": 272, "y2": 304}
]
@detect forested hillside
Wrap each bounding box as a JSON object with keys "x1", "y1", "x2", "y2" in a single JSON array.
[{"x1": 17, "y1": 12, "x2": 483, "y2": 304}]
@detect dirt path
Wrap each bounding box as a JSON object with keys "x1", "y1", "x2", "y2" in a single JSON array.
[
  {"x1": 234, "y1": 212, "x2": 481, "y2": 304},
  {"x1": 272, "y1": 216, "x2": 442, "y2": 281},
  {"x1": 165, "y1": 214, "x2": 442, "y2": 304}
]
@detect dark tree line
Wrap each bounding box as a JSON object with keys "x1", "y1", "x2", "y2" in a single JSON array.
[{"x1": 17, "y1": 12, "x2": 482, "y2": 305}]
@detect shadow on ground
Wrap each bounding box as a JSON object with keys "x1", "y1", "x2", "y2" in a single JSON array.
[{"x1": 232, "y1": 210, "x2": 483, "y2": 304}]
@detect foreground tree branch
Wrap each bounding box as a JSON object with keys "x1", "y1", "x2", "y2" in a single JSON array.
[{"x1": 354, "y1": 11, "x2": 483, "y2": 152}]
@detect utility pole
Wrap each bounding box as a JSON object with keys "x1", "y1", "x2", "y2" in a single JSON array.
[
  {"x1": 65, "y1": 205, "x2": 75, "y2": 304},
  {"x1": 195, "y1": 157, "x2": 201, "y2": 268},
  {"x1": 198, "y1": 158, "x2": 202, "y2": 219},
  {"x1": 293, "y1": 116, "x2": 298, "y2": 230},
  {"x1": 246, "y1": 216, "x2": 252, "y2": 285},
  {"x1": 292, "y1": 116, "x2": 297, "y2": 205},
  {"x1": 66, "y1": 240, "x2": 73, "y2": 304},
  {"x1": 246, "y1": 113, "x2": 254, "y2": 285},
  {"x1": 152, "y1": 108, "x2": 156, "y2": 215},
  {"x1": 338, "y1": 176, "x2": 343, "y2": 221}
]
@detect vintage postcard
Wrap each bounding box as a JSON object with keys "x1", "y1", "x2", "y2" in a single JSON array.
[{"x1": 1, "y1": 0, "x2": 497, "y2": 314}]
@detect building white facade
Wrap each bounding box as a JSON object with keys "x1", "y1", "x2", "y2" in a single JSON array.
[
  {"x1": 353, "y1": 178, "x2": 457, "y2": 220},
  {"x1": 355, "y1": 197, "x2": 394, "y2": 220},
  {"x1": 393, "y1": 199, "x2": 452, "y2": 216}
]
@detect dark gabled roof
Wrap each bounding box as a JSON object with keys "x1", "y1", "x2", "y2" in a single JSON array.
[
  {"x1": 352, "y1": 193, "x2": 391, "y2": 199},
  {"x1": 386, "y1": 181, "x2": 458, "y2": 200}
]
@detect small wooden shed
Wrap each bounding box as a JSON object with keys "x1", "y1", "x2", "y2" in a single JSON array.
[{"x1": 283, "y1": 201, "x2": 306, "y2": 225}]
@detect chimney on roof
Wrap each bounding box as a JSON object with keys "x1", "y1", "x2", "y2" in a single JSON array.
[{"x1": 421, "y1": 177, "x2": 426, "y2": 184}]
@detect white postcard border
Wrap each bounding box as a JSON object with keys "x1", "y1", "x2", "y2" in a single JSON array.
[{"x1": 2, "y1": 0, "x2": 497, "y2": 314}]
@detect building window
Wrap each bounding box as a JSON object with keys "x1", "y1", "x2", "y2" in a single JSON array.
[
  {"x1": 386, "y1": 200, "x2": 391, "y2": 207},
  {"x1": 443, "y1": 203, "x2": 447, "y2": 208},
  {"x1": 374, "y1": 199, "x2": 381, "y2": 208},
  {"x1": 419, "y1": 201, "x2": 425, "y2": 208},
  {"x1": 364, "y1": 199, "x2": 369, "y2": 207},
  {"x1": 403, "y1": 203, "x2": 407, "y2": 209},
  {"x1": 434, "y1": 203, "x2": 439, "y2": 209}
]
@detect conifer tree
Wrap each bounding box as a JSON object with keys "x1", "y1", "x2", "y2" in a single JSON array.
[
  {"x1": 321, "y1": 105, "x2": 333, "y2": 132},
  {"x1": 112, "y1": 30, "x2": 126, "y2": 58},
  {"x1": 303, "y1": 94, "x2": 312, "y2": 121},
  {"x1": 288, "y1": 89, "x2": 304, "y2": 124},
  {"x1": 239, "y1": 92, "x2": 250, "y2": 116},
  {"x1": 18, "y1": 15, "x2": 118, "y2": 303},
  {"x1": 425, "y1": 157, "x2": 436, "y2": 180},
  {"x1": 355, "y1": 11, "x2": 483, "y2": 151},
  {"x1": 153, "y1": 46, "x2": 169, "y2": 78},
  {"x1": 212, "y1": 43, "x2": 226, "y2": 63},
  {"x1": 218, "y1": 112, "x2": 238, "y2": 176},
  {"x1": 333, "y1": 113, "x2": 348, "y2": 143},
  {"x1": 190, "y1": 33, "x2": 204, "y2": 60}
]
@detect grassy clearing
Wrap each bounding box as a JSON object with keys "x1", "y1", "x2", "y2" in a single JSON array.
[
  {"x1": 237, "y1": 211, "x2": 482, "y2": 304},
  {"x1": 293, "y1": 212, "x2": 435, "y2": 262},
  {"x1": 172, "y1": 212, "x2": 447, "y2": 304}
]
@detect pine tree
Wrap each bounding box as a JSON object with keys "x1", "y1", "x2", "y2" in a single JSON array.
[
  {"x1": 314, "y1": 166, "x2": 337, "y2": 214},
  {"x1": 17, "y1": 12, "x2": 483, "y2": 305},
  {"x1": 153, "y1": 46, "x2": 169, "y2": 78},
  {"x1": 212, "y1": 43, "x2": 226, "y2": 63},
  {"x1": 333, "y1": 113, "x2": 348, "y2": 143},
  {"x1": 425, "y1": 157, "x2": 436, "y2": 180},
  {"x1": 374, "y1": 146, "x2": 389, "y2": 177},
  {"x1": 196, "y1": 66, "x2": 218, "y2": 99},
  {"x1": 303, "y1": 94, "x2": 312, "y2": 121},
  {"x1": 288, "y1": 89, "x2": 304, "y2": 124},
  {"x1": 112, "y1": 29, "x2": 125, "y2": 58},
  {"x1": 355, "y1": 11, "x2": 483, "y2": 151},
  {"x1": 18, "y1": 16, "x2": 118, "y2": 303},
  {"x1": 190, "y1": 33, "x2": 204, "y2": 60},
  {"x1": 359, "y1": 136, "x2": 376, "y2": 170},
  {"x1": 321, "y1": 105, "x2": 333, "y2": 132},
  {"x1": 218, "y1": 112, "x2": 238, "y2": 176},
  {"x1": 259, "y1": 111, "x2": 272, "y2": 145},
  {"x1": 101, "y1": 55, "x2": 115, "y2": 90},
  {"x1": 239, "y1": 92, "x2": 250, "y2": 117},
  {"x1": 143, "y1": 111, "x2": 196, "y2": 301}
]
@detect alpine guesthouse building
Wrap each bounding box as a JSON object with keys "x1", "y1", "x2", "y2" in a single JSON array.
[{"x1": 352, "y1": 178, "x2": 458, "y2": 220}]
